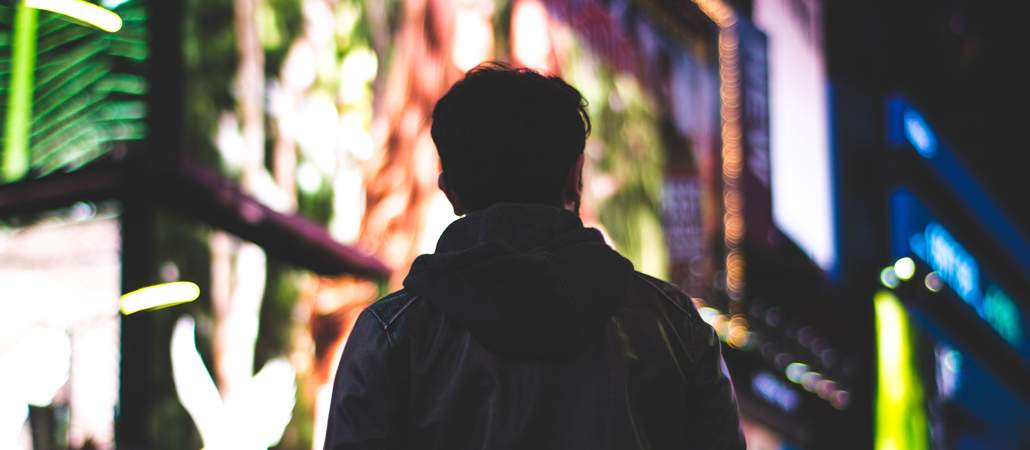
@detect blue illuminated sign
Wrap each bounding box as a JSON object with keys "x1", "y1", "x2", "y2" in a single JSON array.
[
  {"x1": 888, "y1": 97, "x2": 1030, "y2": 273},
  {"x1": 910, "y1": 222, "x2": 979, "y2": 306},
  {"x1": 891, "y1": 188, "x2": 1026, "y2": 355},
  {"x1": 751, "y1": 371, "x2": 799, "y2": 413}
]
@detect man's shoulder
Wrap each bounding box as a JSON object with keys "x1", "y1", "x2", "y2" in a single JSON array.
[
  {"x1": 629, "y1": 272, "x2": 718, "y2": 359},
  {"x1": 366, "y1": 289, "x2": 421, "y2": 331},
  {"x1": 631, "y1": 272, "x2": 701, "y2": 316}
]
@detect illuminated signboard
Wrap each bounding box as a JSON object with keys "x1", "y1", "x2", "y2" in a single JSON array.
[
  {"x1": 890, "y1": 188, "x2": 1027, "y2": 356},
  {"x1": 754, "y1": 0, "x2": 836, "y2": 273},
  {"x1": 887, "y1": 98, "x2": 1030, "y2": 272},
  {"x1": 751, "y1": 371, "x2": 799, "y2": 413}
]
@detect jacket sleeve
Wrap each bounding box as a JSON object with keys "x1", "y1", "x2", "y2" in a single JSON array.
[
  {"x1": 685, "y1": 322, "x2": 747, "y2": 449},
  {"x1": 323, "y1": 309, "x2": 405, "y2": 450}
]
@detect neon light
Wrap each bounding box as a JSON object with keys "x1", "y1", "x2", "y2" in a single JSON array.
[
  {"x1": 903, "y1": 109, "x2": 936, "y2": 158},
  {"x1": 120, "y1": 281, "x2": 200, "y2": 315},
  {"x1": 25, "y1": 0, "x2": 123, "y2": 33},
  {"x1": 879, "y1": 266, "x2": 900, "y2": 289},
  {"x1": 785, "y1": 362, "x2": 807, "y2": 384},
  {"x1": 934, "y1": 344, "x2": 961, "y2": 399},
  {"x1": 923, "y1": 223, "x2": 979, "y2": 303},
  {"x1": 982, "y1": 285, "x2": 1022, "y2": 346},
  {"x1": 874, "y1": 290, "x2": 928, "y2": 450},
  {"x1": 2, "y1": 2, "x2": 38, "y2": 182},
  {"x1": 752, "y1": 371, "x2": 799, "y2": 413},
  {"x1": 893, "y1": 257, "x2": 916, "y2": 281}
]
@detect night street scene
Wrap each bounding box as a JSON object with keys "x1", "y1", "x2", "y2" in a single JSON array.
[{"x1": 1, "y1": 0, "x2": 1027, "y2": 449}]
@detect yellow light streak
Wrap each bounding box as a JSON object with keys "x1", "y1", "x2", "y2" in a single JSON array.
[
  {"x1": 120, "y1": 281, "x2": 200, "y2": 315},
  {"x1": 25, "y1": 0, "x2": 122, "y2": 33}
]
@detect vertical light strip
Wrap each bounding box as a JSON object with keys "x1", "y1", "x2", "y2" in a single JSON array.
[
  {"x1": 693, "y1": 0, "x2": 744, "y2": 302},
  {"x1": 696, "y1": 0, "x2": 746, "y2": 302},
  {"x1": 874, "y1": 290, "x2": 929, "y2": 450},
  {"x1": 718, "y1": 25, "x2": 745, "y2": 301},
  {"x1": 3, "y1": 1, "x2": 39, "y2": 182}
]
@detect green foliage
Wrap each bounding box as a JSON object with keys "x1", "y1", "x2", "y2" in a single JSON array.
[
  {"x1": 0, "y1": 0, "x2": 148, "y2": 181},
  {"x1": 299, "y1": 178, "x2": 334, "y2": 225},
  {"x1": 562, "y1": 45, "x2": 668, "y2": 278}
]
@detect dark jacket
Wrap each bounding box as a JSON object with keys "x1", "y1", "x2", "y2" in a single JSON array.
[{"x1": 324, "y1": 203, "x2": 745, "y2": 450}]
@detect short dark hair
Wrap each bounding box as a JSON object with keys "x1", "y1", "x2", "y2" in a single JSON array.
[{"x1": 431, "y1": 62, "x2": 591, "y2": 212}]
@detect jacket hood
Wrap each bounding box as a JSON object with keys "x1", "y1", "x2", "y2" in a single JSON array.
[{"x1": 403, "y1": 203, "x2": 634, "y2": 360}]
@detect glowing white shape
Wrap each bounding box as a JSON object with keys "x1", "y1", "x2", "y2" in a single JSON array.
[
  {"x1": 296, "y1": 160, "x2": 323, "y2": 194},
  {"x1": 511, "y1": 0, "x2": 552, "y2": 71},
  {"x1": 1, "y1": 327, "x2": 72, "y2": 447},
  {"x1": 338, "y1": 48, "x2": 378, "y2": 105},
  {"x1": 451, "y1": 7, "x2": 493, "y2": 71},
  {"x1": 756, "y1": 0, "x2": 836, "y2": 272},
  {"x1": 120, "y1": 281, "x2": 199, "y2": 315},
  {"x1": 171, "y1": 316, "x2": 296, "y2": 450},
  {"x1": 25, "y1": 0, "x2": 122, "y2": 32},
  {"x1": 12, "y1": 328, "x2": 71, "y2": 407},
  {"x1": 893, "y1": 257, "x2": 916, "y2": 281}
]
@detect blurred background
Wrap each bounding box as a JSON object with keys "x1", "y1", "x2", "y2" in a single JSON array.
[{"x1": 0, "y1": 0, "x2": 1026, "y2": 448}]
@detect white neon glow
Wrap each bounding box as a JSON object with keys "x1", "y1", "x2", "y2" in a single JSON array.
[
  {"x1": 171, "y1": 316, "x2": 296, "y2": 450},
  {"x1": 893, "y1": 257, "x2": 916, "y2": 281},
  {"x1": 25, "y1": 0, "x2": 123, "y2": 32},
  {"x1": 903, "y1": 109, "x2": 936, "y2": 158},
  {"x1": 755, "y1": 0, "x2": 836, "y2": 272},
  {"x1": 119, "y1": 281, "x2": 200, "y2": 315}
]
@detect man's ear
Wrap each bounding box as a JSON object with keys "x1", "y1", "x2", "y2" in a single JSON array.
[{"x1": 439, "y1": 173, "x2": 466, "y2": 216}]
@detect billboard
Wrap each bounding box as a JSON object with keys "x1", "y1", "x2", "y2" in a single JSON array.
[
  {"x1": 753, "y1": 0, "x2": 836, "y2": 273},
  {"x1": 890, "y1": 188, "x2": 1026, "y2": 357}
]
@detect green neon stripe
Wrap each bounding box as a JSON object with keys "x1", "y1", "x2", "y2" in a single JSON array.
[
  {"x1": 874, "y1": 291, "x2": 929, "y2": 450},
  {"x1": 3, "y1": 2, "x2": 38, "y2": 182}
]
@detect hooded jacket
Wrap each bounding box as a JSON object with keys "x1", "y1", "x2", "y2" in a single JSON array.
[{"x1": 324, "y1": 203, "x2": 745, "y2": 450}]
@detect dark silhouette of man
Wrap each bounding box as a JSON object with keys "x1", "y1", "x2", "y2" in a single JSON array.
[{"x1": 324, "y1": 63, "x2": 745, "y2": 450}]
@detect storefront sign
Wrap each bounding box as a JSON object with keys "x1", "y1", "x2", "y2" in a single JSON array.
[{"x1": 891, "y1": 188, "x2": 1026, "y2": 355}]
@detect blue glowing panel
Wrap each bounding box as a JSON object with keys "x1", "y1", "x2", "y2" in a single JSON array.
[
  {"x1": 887, "y1": 97, "x2": 1030, "y2": 274},
  {"x1": 751, "y1": 371, "x2": 800, "y2": 413},
  {"x1": 890, "y1": 188, "x2": 1027, "y2": 356}
]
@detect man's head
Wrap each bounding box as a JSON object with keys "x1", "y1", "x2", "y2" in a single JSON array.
[{"x1": 431, "y1": 63, "x2": 591, "y2": 215}]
